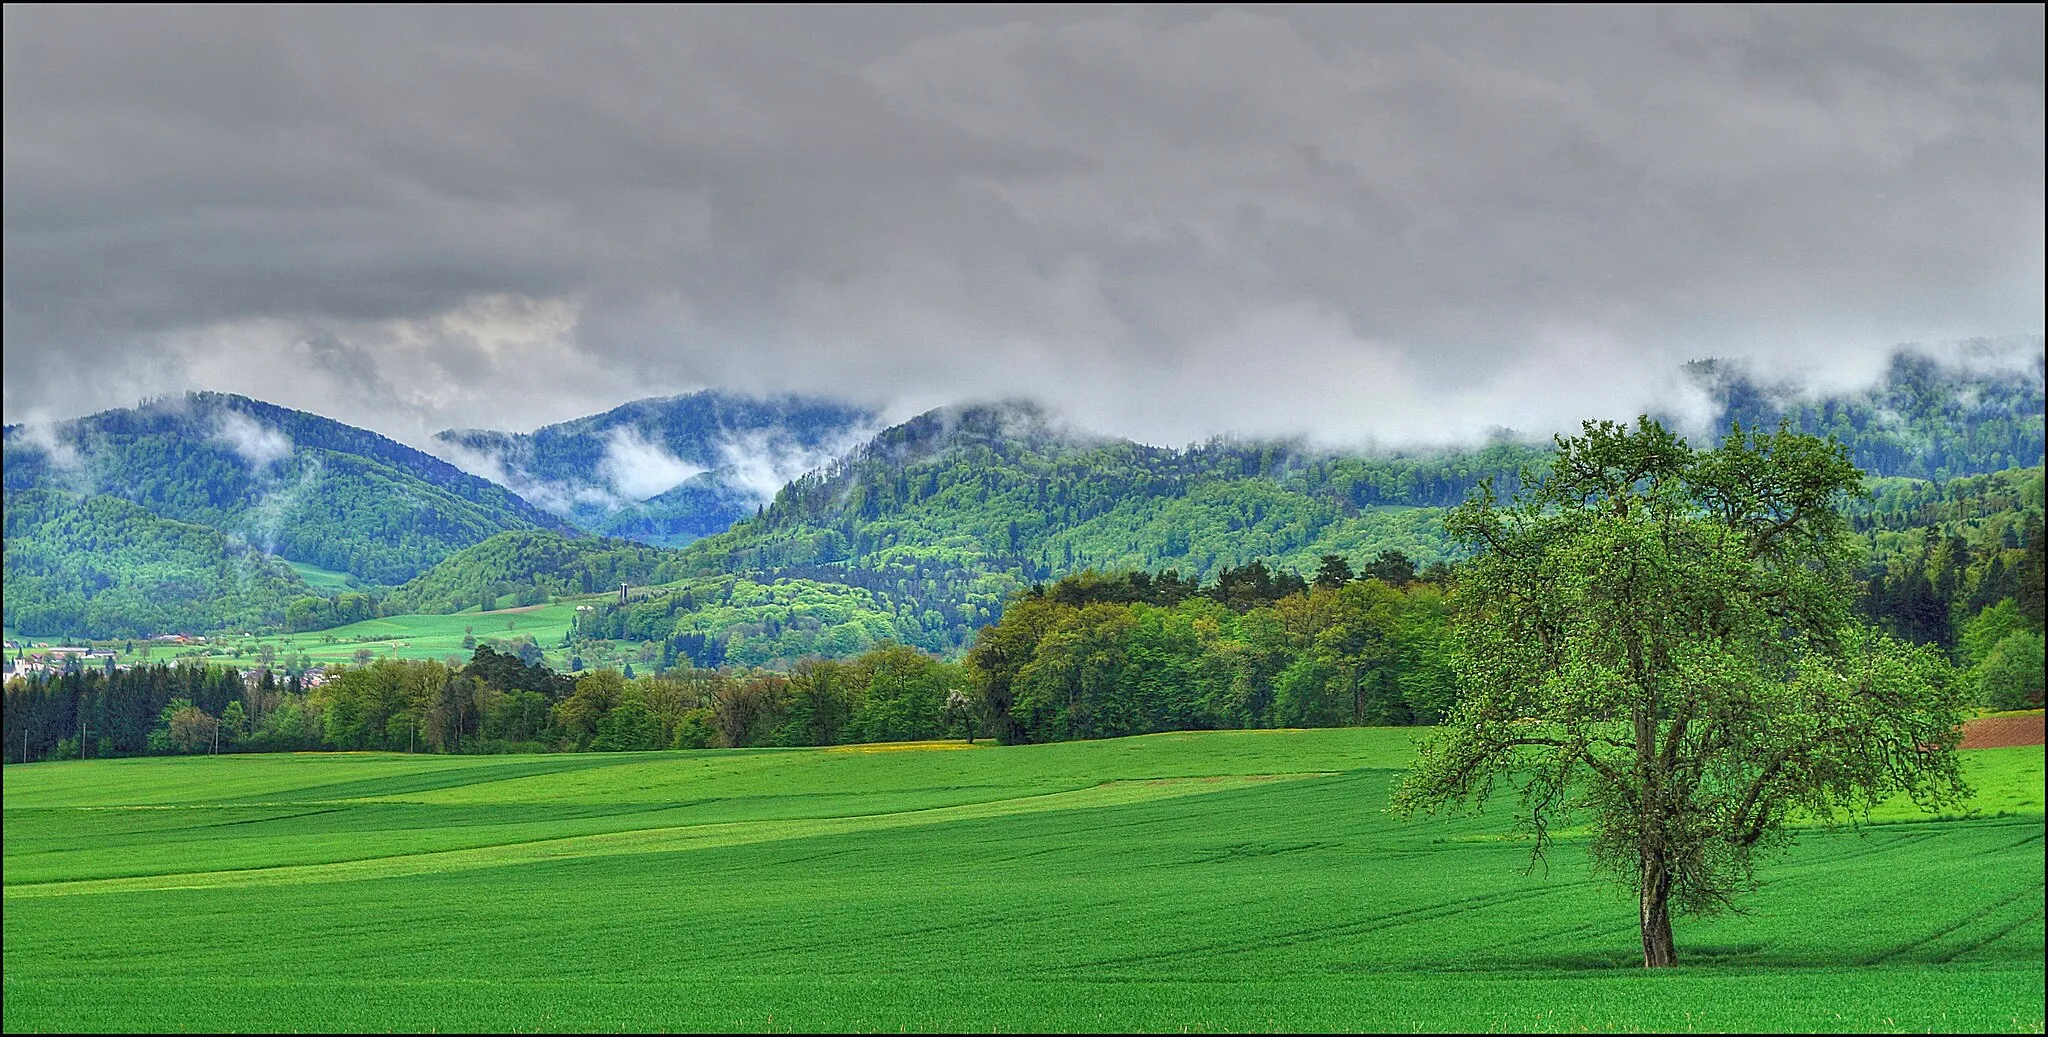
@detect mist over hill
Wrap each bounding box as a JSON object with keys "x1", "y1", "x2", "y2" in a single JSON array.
[
  {"x1": 3, "y1": 393, "x2": 562, "y2": 585},
  {"x1": 433, "y1": 391, "x2": 879, "y2": 547},
  {"x1": 2, "y1": 349, "x2": 2040, "y2": 645}
]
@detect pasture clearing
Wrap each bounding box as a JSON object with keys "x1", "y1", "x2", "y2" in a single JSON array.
[
  {"x1": 246, "y1": 603, "x2": 581, "y2": 667},
  {"x1": 283, "y1": 560, "x2": 362, "y2": 595},
  {"x1": 3, "y1": 729, "x2": 2041, "y2": 1032}
]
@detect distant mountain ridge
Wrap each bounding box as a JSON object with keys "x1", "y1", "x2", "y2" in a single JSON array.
[
  {"x1": 635, "y1": 352, "x2": 2044, "y2": 658},
  {"x1": 4, "y1": 392, "x2": 562, "y2": 584},
  {"x1": 2, "y1": 350, "x2": 2039, "y2": 644},
  {"x1": 433, "y1": 390, "x2": 879, "y2": 547}
]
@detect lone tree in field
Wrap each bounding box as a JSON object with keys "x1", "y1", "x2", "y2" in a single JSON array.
[{"x1": 1393, "y1": 417, "x2": 1967, "y2": 968}]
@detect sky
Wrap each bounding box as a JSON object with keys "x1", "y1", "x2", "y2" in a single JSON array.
[{"x1": 4, "y1": 6, "x2": 2042, "y2": 451}]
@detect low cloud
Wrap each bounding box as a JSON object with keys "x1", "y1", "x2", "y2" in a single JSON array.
[
  {"x1": 431, "y1": 435, "x2": 616, "y2": 517},
  {"x1": 598, "y1": 427, "x2": 706, "y2": 503},
  {"x1": 210, "y1": 409, "x2": 293, "y2": 471},
  {"x1": 10, "y1": 417, "x2": 82, "y2": 470},
  {"x1": 4, "y1": 7, "x2": 2039, "y2": 449},
  {"x1": 714, "y1": 425, "x2": 880, "y2": 505},
  {"x1": 241, "y1": 458, "x2": 321, "y2": 556}
]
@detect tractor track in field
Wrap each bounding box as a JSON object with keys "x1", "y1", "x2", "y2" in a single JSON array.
[
  {"x1": 1060, "y1": 882, "x2": 1600, "y2": 971},
  {"x1": 1861, "y1": 888, "x2": 2036, "y2": 965},
  {"x1": 2, "y1": 773, "x2": 1330, "y2": 899},
  {"x1": 1935, "y1": 903, "x2": 2047, "y2": 964}
]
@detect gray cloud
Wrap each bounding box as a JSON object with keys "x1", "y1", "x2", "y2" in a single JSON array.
[{"x1": 4, "y1": 6, "x2": 2040, "y2": 448}]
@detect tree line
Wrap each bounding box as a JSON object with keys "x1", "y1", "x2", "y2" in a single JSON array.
[
  {"x1": 1858, "y1": 467, "x2": 2045, "y2": 710},
  {"x1": 10, "y1": 507, "x2": 2042, "y2": 765}
]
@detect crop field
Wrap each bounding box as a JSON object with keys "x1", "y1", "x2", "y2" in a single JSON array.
[{"x1": 3, "y1": 729, "x2": 2042, "y2": 1033}]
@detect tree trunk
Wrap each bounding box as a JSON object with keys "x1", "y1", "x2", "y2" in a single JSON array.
[{"x1": 1639, "y1": 857, "x2": 1677, "y2": 968}]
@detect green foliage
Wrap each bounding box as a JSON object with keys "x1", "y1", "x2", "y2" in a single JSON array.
[
  {"x1": 1976, "y1": 632, "x2": 2046, "y2": 711},
  {"x1": 1690, "y1": 351, "x2": 2044, "y2": 481},
  {"x1": 1960, "y1": 600, "x2": 2033, "y2": 670},
  {"x1": 1396, "y1": 417, "x2": 1972, "y2": 967},
  {"x1": 668, "y1": 403, "x2": 1502, "y2": 654},
  {"x1": 966, "y1": 566, "x2": 1456, "y2": 743},
  {"x1": 382, "y1": 530, "x2": 688, "y2": 616},
  {"x1": 2, "y1": 489, "x2": 314, "y2": 638},
  {"x1": 846, "y1": 644, "x2": 956, "y2": 743},
  {"x1": 590, "y1": 701, "x2": 665, "y2": 752},
  {"x1": 1857, "y1": 468, "x2": 2044, "y2": 654}
]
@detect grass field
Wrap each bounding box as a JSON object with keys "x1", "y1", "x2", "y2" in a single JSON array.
[
  {"x1": 131, "y1": 603, "x2": 588, "y2": 669},
  {"x1": 3, "y1": 730, "x2": 2042, "y2": 1033},
  {"x1": 284, "y1": 560, "x2": 364, "y2": 595},
  {"x1": 279, "y1": 602, "x2": 583, "y2": 665}
]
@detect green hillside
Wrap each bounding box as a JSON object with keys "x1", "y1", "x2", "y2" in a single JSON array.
[
  {"x1": 276, "y1": 604, "x2": 584, "y2": 667},
  {"x1": 1697, "y1": 350, "x2": 2045, "y2": 480},
  {"x1": 3, "y1": 731, "x2": 2040, "y2": 1032},
  {"x1": 650, "y1": 353, "x2": 2045, "y2": 656},
  {"x1": 378, "y1": 529, "x2": 690, "y2": 615},
  {"x1": 1, "y1": 489, "x2": 313, "y2": 638},
  {"x1": 3, "y1": 392, "x2": 558, "y2": 584},
  {"x1": 644, "y1": 402, "x2": 1506, "y2": 655},
  {"x1": 4, "y1": 353, "x2": 2040, "y2": 648}
]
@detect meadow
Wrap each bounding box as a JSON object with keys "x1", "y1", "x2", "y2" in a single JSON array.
[
  {"x1": 276, "y1": 602, "x2": 584, "y2": 665},
  {"x1": 3, "y1": 729, "x2": 2042, "y2": 1033},
  {"x1": 284, "y1": 560, "x2": 365, "y2": 595},
  {"x1": 70, "y1": 602, "x2": 592, "y2": 671}
]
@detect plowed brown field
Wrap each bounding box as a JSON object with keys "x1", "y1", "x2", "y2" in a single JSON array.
[{"x1": 1959, "y1": 712, "x2": 2045, "y2": 749}]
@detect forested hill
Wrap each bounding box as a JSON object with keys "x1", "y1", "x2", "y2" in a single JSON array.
[
  {"x1": 434, "y1": 390, "x2": 877, "y2": 547},
  {"x1": 3, "y1": 393, "x2": 561, "y2": 584},
  {"x1": 698, "y1": 399, "x2": 1529, "y2": 581},
  {"x1": 1686, "y1": 349, "x2": 2045, "y2": 479},
  {"x1": 683, "y1": 351, "x2": 2046, "y2": 595},
  {"x1": 633, "y1": 400, "x2": 1542, "y2": 660},
  {"x1": 381, "y1": 530, "x2": 692, "y2": 616},
  {"x1": 3, "y1": 488, "x2": 314, "y2": 637},
  {"x1": 4, "y1": 350, "x2": 2039, "y2": 646}
]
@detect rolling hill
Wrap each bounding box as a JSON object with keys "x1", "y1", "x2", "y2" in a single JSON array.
[
  {"x1": 2, "y1": 488, "x2": 314, "y2": 638},
  {"x1": 3, "y1": 349, "x2": 2040, "y2": 645},
  {"x1": 3, "y1": 393, "x2": 561, "y2": 585}
]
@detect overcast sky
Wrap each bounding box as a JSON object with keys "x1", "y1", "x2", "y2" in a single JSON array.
[{"x1": 4, "y1": 6, "x2": 2041, "y2": 449}]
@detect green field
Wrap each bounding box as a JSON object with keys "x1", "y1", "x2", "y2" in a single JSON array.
[
  {"x1": 165, "y1": 603, "x2": 586, "y2": 669},
  {"x1": 69, "y1": 602, "x2": 590, "y2": 671},
  {"x1": 3, "y1": 730, "x2": 2042, "y2": 1033},
  {"x1": 284, "y1": 559, "x2": 365, "y2": 595}
]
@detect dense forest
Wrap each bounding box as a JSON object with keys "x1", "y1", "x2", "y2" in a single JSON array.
[
  {"x1": 4, "y1": 556, "x2": 1449, "y2": 762},
  {"x1": 377, "y1": 530, "x2": 694, "y2": 616},
  {"x1": 12, "y1": 514, "x2": 2037, "y2": 764},
  {"x1": 3, "y1": 489, "x2": 313, "y2": 638},
  {"x1": 1692, "y1": 351, "x2": 2044, "y2": 480},
  {"x1": 1856, "y1": 465, "x2": 2046, "y2": 709}
]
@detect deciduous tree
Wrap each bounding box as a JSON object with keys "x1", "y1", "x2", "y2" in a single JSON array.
[{"x1": 1394, "y1": 418, "x2": 1968, "y2": 968}]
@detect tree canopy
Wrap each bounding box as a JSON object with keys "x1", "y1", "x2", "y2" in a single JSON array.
[{"x1": 1393, "y1": 418, "x2": 1970, "y2": 968}]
